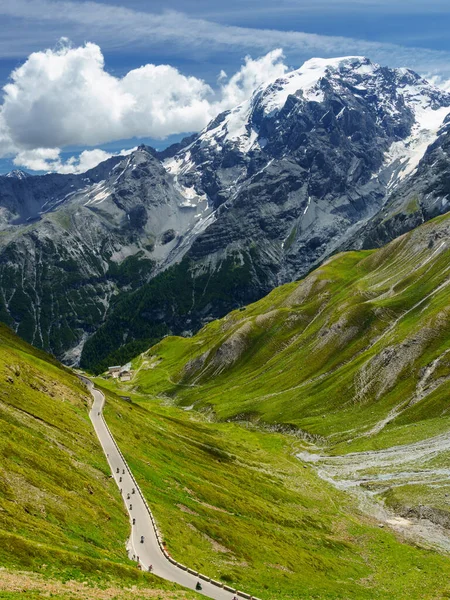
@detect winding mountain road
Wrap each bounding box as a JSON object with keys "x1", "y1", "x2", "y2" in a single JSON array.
[{"x1": 85, "y1": 379, "x2": 256, "y2": 600}]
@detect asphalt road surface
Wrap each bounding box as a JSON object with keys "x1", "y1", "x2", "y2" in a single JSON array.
[{"x1": 86, "y1": 379, "x2": 253, "y2": 600}]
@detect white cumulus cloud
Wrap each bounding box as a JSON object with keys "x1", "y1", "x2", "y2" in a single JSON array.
[
  {"x1": 218, "y1": 48, "x2": 287, "y2": 108},
  {"x1": 0, "y1": 41, "x2": 288, "y2": 173}
]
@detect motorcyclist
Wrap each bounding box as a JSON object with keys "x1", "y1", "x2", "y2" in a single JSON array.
[
  {"x1": 129, "y1": 504, "x2": 132, "y2": 510},
  {"x1": 140, "y1": 535, "x2": 144, "y2": 543},
  {"x1": 132, "y1": 518, "x2": 136, "y2": 525},
  {"x1": 132, "y1": 488, "x2": 135, "y2": 494},
  {"x1": 148, "y1": 564, "x2": 153, "y2": 572}
]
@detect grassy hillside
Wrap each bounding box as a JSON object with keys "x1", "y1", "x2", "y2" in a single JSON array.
[
  {"x1": 0, "y1": 323, "x2": 197, "y2": 599},
  {"x1": 128, "y1": 212, "x2": 450, "y2": 443},
  {"x1": 101, "y1": 212, "x2": 450, "y2": 595},
  {"x1": 96, "y1": 384, "x2": 450, "y2": 600}
]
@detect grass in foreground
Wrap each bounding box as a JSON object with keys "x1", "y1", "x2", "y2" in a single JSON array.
[{"x1": 0, "y1": 567, "x2": 196, "y2": 600}]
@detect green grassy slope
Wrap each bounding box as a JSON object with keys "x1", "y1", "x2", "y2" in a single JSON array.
[
  {"x1": 130, "y1": 212, "x2": 450, "y2": 442},
  {"x1": 108, "y1": 212, "x2": 450, "y2": 579},
  {"x1": 96, "y1": 385, "x2": 450, "y2": 600},
  {"x1": 0, "y1": 324, "x2": 196, "y2": 599}
]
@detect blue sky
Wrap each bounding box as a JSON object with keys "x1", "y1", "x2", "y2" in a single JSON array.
[{"x1": 0, "y1": 0, "x2": 449, "y2": 174}]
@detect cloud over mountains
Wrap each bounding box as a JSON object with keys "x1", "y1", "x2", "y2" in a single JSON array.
[{"x1": 0, "y1": 41, "x2": 287, "y2": 172}]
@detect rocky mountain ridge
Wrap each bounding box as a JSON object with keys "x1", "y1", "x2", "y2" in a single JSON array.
[
  {"x1": 347, "y1": 111, "x2": 450, "y2": 249},
  {"x1": 163, "y1": 56, "x2": 450, "y2": 276},
  {"x1": 1, "y1": 56, "x2": 450, "y2": 368}
]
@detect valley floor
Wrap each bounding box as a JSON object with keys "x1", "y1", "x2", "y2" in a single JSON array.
[
  {"x1": 299, "y1": 430, "x2": 450, "y2": 554},
  {"x1": 96, "y1": 379, "x2": 450, "y2": 600}
]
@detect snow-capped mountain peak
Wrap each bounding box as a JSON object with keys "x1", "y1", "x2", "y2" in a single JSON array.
[
  {"x1": 190, "y1": 57, "x2": 372, "y2": 153},
  {"x1": 259, "y1": 56, "x2": 367, "y2": 115},
  {"x1": 167, "y1": 56, "x2": 450, "y2": 198},
  {"x1": 4, "y1": 169, "x2": 30, "y2": 180},
  {"x1": 256, "y1": 55, "x2": 450, "y2": 122}
]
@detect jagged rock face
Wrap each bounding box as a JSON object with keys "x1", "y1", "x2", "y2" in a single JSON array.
[
  {"x1": 165, "y1": 57, "x2": 450, "y2": 282},
  {"x1": 350, "y1": 114, "x2": 450, "y2": 249},
  {"x1": 1, "y1": 56, "x2": 450, "y2": 368},
  {"x1": 0, "y1": 148, "x2": 215, "y2": 363}
]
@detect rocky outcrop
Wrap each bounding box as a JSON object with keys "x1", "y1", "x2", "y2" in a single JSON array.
[{"x1": 349, "y1": 113, "x2": 450, "y2": 249}]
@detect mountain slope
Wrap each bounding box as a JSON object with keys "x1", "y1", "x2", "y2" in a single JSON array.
[
  {"x1": 350, "y1": 112, "x2": 450, "y2": 249},
  {"x1": 2, "y1": 57, "x2": 450, "y2": 367},
  {"x1": 0, "y1": 156, "x2": 121, "y2": 225},
  {"x1": 0, "y1": 146, "x2": 211, "y2": 363},
  {"x1": 0, "y1": 323, "x2": 195, "y2": 598},
  {"x1": 81, "y1": 57, "x2": 450, "y2": 370},
  {"x1": 120, "y1": 211, "x2": 450, "y2": 540}
]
